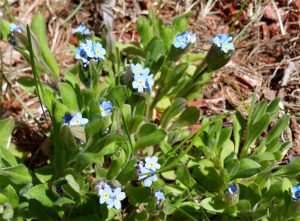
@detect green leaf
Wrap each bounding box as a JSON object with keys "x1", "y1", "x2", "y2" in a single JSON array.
[
  {"x1": 41, "y1": 85, "x2": 55, "y2": 113},
  {"x1": 106, "y1": 86, "x2": 127, "y2": 108},
  {"x1": 126, "y1": 184, "x2": 151, "y2": 204},
  {"x1": 107, "y1": 159, "x2": 122, "y2": 179},
  {"x1": 1, "y1": 164, "x2": 32, "y2": 184},
  {"x1": 128, "y1": 115, "x2": 144, "y2": 134},
  {"x1": 1, "y1": 185, "x2": 18, "y2": 208},
  {"x1": 217, "y1": 127, "x2": 232, "y2": 149},
  {"x1": 60, "y1": 125, "x2": 78, "y2": 151},
  {"x1": 172, "y1": 11, "x2": 193, "y2": 33},
  {"x1": 17, "y1": 76, "x2": 36, "y2": 94},
  {"x1": 273, "y1": 158, "x2": 300, "y2": 177},
  {"x1": 145, "y1": 37, "x2": 164, "y2": 62},
  {"x1": 65, "y1": 72, "x2": 80, "y2": 89},
  {"x1": 176, "y1": 166, "x2": 193, "y2": 187},
  {"x1": 161, "y1": 170, "x2": 176, "y2": 180},
  {"x1": 116, "y1": 159, "x2": 137, "y2": 185},
  {"x1": 29, "y1": 184, "x2": 55, "y2": 207},
  {"x1": 0, "y1": 146, "x2": 18, "y2": 167},
  {"x1": 265, "y1": 115, "x2": 289, "y2": 144},
  {"x1": 54, "y1": 197, "x2": 75, "y2": 207},
  {"x1": 200, "y1": 197, "x2": 226, "y2": 213},
  {"x1": 54, "y1": 101, "x2": 69, "y2": 123},
  {"x1": 0, "y1": 118, "x2": 14, "y2": 148},
  {"x1": 169, "y1": 106, "x2": 200, "y2": 130},
  {"x1": 65, "y1": 174, "x2": 81, "y2": 193},
  {"x1": 0, "y1": 19, "x2": 10, "y2": 40},
  {"x1": 70, "y1": 152, "x2": 103, "y2": 172},
  {"x1": 34, "y1": 166, "x2": 53, "y2": 183},
  {"x1": 134, "y1": 124, "x2": 167, "y2": 150},
  {"x1": 31, "y1": 13, "x2": 59, "y2": 78},
  {"x1": 137, "y1": 16, "x2": 153, "y2": 47},
  {"x1": 59, "y1": 83, "x2": 78, "y2": 110},
  {"x1": 233, "y1": 158, "x2": 261, "y2": 179},
  {"x1": 160, "y1": 98, "x2": 186, "y2": 128},
  {"x1": 233, "y1": 112, "x2": 245, "y2": 153}
]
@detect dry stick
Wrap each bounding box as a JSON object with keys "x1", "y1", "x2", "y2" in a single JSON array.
[{"x1": 271, "y1": 0, "x2": 286, "y2": 35}]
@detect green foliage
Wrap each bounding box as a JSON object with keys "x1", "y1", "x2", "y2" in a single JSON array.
[{"x1": 1, "y1": 6, "x2": 298, "y2": 221}]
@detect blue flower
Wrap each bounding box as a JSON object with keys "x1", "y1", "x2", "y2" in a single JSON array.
[
  {"x1": 99, "y1": 186, "x2": 114, "y2": 205},
  {"x1": 228, "y1": 185, "x2": 238, "y2": 197},
  {"x1": 80, "y1": 39, "x2": 94, "y2": 58},
  {"x1": 69, "y1": 112, "x2": 89, "y2": 126},
  {"x1": 131, "y1": 63, "x2": 144, "y2": 76},
  {"x1": 132, "y1": 74, "x2": 147, "y2": 93},
  {"x1": 75, "y1": 47, "x2": 88, "y2": 63},
  {"x1": 99, "y1": 101, "x2": 113, "y2": 117},
  {"x1": 212, "y1": 34, "x2": 234, "y2": 53},
  {"x1": 186, "y1": 32, "x2": 196, "y2": 44},
  {"x1": 138, "y1": 167, "x2": 158, "y2": 187},
  {"x1": 62, "y1": 114, "x2": 73, "y2": 125},
  {"x1": 173, "y1": 33, "x2": 189, "y2": 49},
  {"x1": 72, "y1": 25, "x2": 90, "y2": 35},
  {"x1": 9, "y1": 23, "x2": 22, "y2": 33},
  {"x1": 92, "y1": 43, "x2": 106, "y2": 60},
  {"x1": 145, "y1": 156, "x2": 161, "y2": 171},
  {"x1": 145, "y1": 74, "x2": 154, "y2": 93},
  {"x1": 154, "y1": 191, "x2": 165, "y2": 204},
  {"x1": 108, "y1": 187, "x2": 126, "y2": 209},
  {"x1": 221, "y1": 41, "x2": 234, "y2": 53},
  {"x1": 291, "y1": 186, "x2": 300, "y2": 201}
]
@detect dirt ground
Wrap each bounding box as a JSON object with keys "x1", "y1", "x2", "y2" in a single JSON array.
[{"x1": 0, "y1": 0, "x2": 299, "y2": 168}]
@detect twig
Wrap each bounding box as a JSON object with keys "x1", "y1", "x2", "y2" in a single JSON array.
[
  {"x1": 271, "y1": 0, "x2": 286, "y2": 35},
  {"x1": 281, "y1": 61, "x2": 296, "y2": 86}
]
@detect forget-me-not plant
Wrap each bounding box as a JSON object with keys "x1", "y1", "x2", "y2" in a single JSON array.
[
  {"x1": 76, "y1": 47, "x2": 89, "y2": 63},
  {"x1": 154, "y1": 191, "x2": 165, "y2": 205},
  {"x1": 212, "y1": 33, "x2": 234, "y2": 53},
  {"x1": 130, "y1": 63, "x2": 153, "y2": 93},
  {"x1": 69, "y1": 112, "x2": 89, "y2": 126},
  {"x1": 291, "y1": 186, "x2": 300, "y2": 201},
  {"x1": 92, "y1": 43, "x2": 106, "y2": 60},
  {"x1": 138, "y1": 167, "x2": 158, "y2": 187},
  {"x1": 145, "y1": 156, "x2": 161, "y2": 171},
  {"x1": 62, "y1": 114, "x2": 73, "y2": 125},
  {"x1": 174, "y1": 32, "x2": 189, "y2": 49},
  {"x1": 132, "y1": 74, "x2": 147, "y2": 93},
  {"x1": 80, "y1": 39, "x2": 94, "y2": 58},
  {"x1": 97, "y1": 183, "x2": 126, "y2": 210},
  {"x1": 109, "y1": 187, "x2": 126, "y2": 209},
  {"x1": 99, "y1": 186, "x2": 114, "y2": 205},
  {"x1": 72, "y1": 25, "x2": 90, "y2": 35},
  {"x1": 100, "y1": 101, "x2": 113, "y2": 117},
  {"x1": 228, "y1": 185, "x2": 238, "y2": 197}
]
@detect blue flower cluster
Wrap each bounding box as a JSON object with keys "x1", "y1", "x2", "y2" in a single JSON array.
[
  {"x1": 131, "y1": 63, "x2": 154, "y2": 93},
  {"x1": 173, "y1": 31, "x2": 196, "y2": 49},
  {"x1": 99, "y1": 101, "x2": 113, "y2": 117},
  {"x1": 154, "y1": 191, "x2": 165, "y2": 205},
  {"x1": 75, "y1": 39, "x2": 106, "y2": 67},
  {"x1": 291, "y1": 186, "x2": 300, "y2": 201},
  {"x1": 136, "y1": 156, "x2": 161, "y2": 187},
  {"x1": 97, "y1": 182, "x2": 126, "y2": 210},
  {"x1": 62, "y1": 112, "x2": 89, "y2": 126},
  {"x1": 212, "y1": 34, "x2": 234, "y2": 53},
  {"x1": 72, "y1": 25, "x2": 90, "y2": 36}
]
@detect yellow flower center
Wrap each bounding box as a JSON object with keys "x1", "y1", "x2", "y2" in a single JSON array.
[
  {"x1": 136, "y1": 69, "x2": 140, "y2": 72},
  {"x1": 104, "y1": 193, "x2": 109, "y2": 198},
  {"x1": 147, "y1": 174, "x2": 151, "y2": 178},
  {"x1": 218, "y1": 41, "x2": 222, "y2": 45},
  {"x1": 224, "y1": 46, "x2": 228, "y2": 50},
  {"x1": 181, "y1": 39, "x2": 185, "y2": 44},
  {"x1": 115, "y1": 197, "x2": 118, "y2": 201},
  {"x1": 96, "y1": 50, "x2": 100, "y2": 54},
  {"x1": 75, "y1": 120, "x2": 80, "y2": 124},
  {"x1": 150, "y1": 163, "x2": 154, "y2": 167},
  {"x1": 100, "y1": 108, "x2": 104, "y2": 113},
  {"x1": 138, "y1": 80, "x2": 143, "y2": 85}
]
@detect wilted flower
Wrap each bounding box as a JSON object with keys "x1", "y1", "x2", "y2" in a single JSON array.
[
  {"x1": 186, "y1": 32, "x2": 196, "y2": 44},
  {"x1": 69, "y1": 112, "x2": 89, "y2": 126},
  {"x1": 99, "y1": 101, "x2": 113, "y2": 117},
  {"x1": 138, "y1": 167, "x2": 158, "y2": 187},
  {"x1": 135, "y1": 161, "x2": 144, "y2": 169},
  {"x1": 154, "y1": 191, "x2": 165, "y2": 205},
  {"x1": 145, "y1": 156, "x2": 161, "y2": 171},
  {"x1": 228, "y1": 185, "x2": 238, "y2": 197},
  {"x1": 291, "y1": 186, "x2": 300, "y2": 201},
  {"x1": 72, "y1": 25, "x2": 90, "y2": 35}
]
